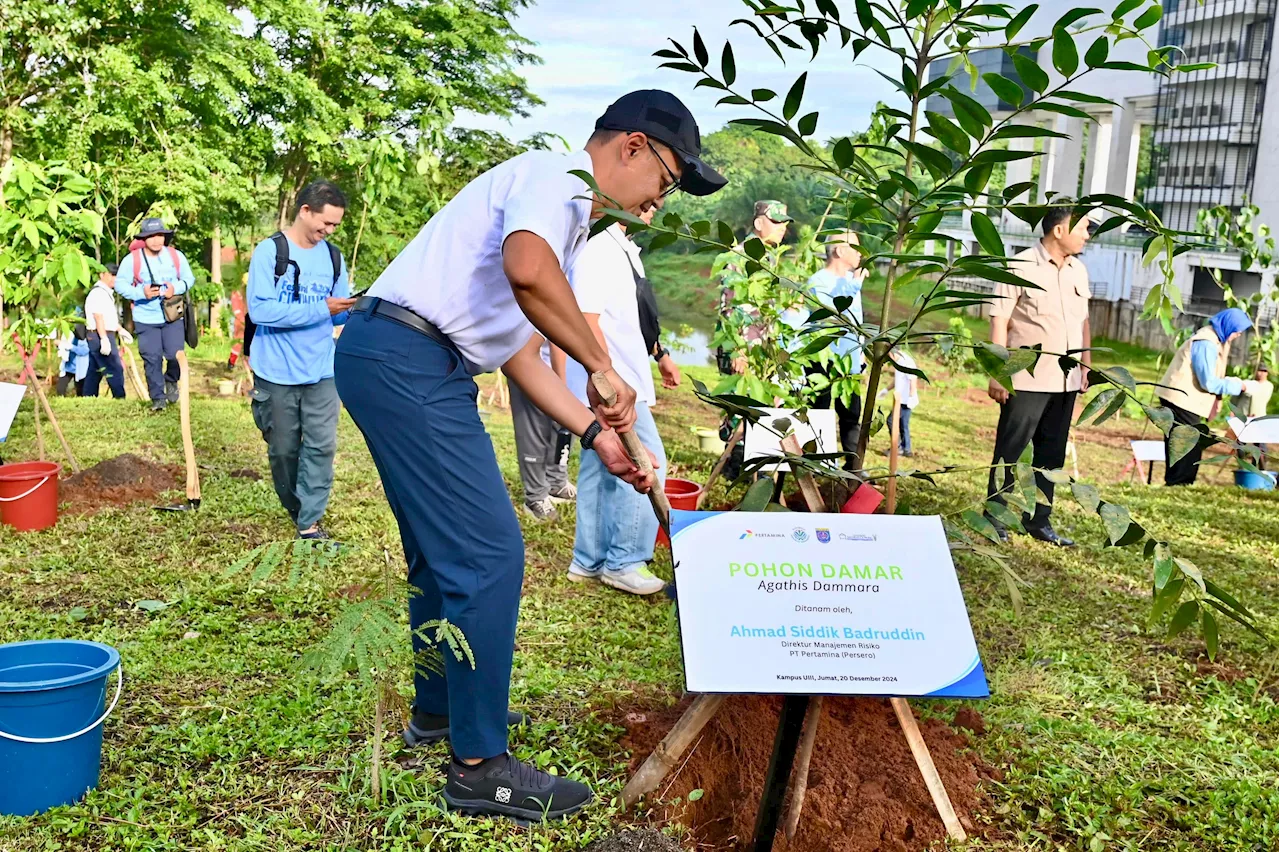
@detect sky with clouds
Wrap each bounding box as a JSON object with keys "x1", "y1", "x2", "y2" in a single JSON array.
[{"x1": 457, "y1": 0, "x2": 906, "y2": 147}]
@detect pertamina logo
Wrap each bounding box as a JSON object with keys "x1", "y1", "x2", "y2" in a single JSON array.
[
  {"x1": 816, "y1": 528, "x2": 831, "y2": 543},
  {"x1": 739, "y1": 530, "x2": 753, "y2": 539},
  {"x1": 791, "y1": 527, "x2": 809, "y2": 542},
  {"x1": 740, "y1": 529, "x2": 785, "y2": 539}
]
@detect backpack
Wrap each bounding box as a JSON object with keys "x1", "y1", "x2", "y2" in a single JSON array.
[
  {"x1": 132, "y1": 246, "x2": 199, "y2": 348},
  {"x1": 242, "y1": 232, "x2": 342, "y2": 359}
]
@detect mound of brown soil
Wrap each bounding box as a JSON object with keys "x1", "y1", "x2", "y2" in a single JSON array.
[
  {"x1": 622, "y1": 695, "x2": 993, "y2": 851},
  {"x1": 61, "y1": 454, "x2": 179, "y2": 514}
]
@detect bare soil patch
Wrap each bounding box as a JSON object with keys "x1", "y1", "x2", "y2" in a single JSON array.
[{"x1": 61, "y1": 453, "x2": 179, "y2": 515}]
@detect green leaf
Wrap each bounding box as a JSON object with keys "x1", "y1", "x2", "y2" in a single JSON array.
[
  {"x1": 1071, "y1": 482, "x2": 1100, "y2": 513},
  {"x1": 1201, "y1": 610, "x2": 1219, "y2": 660},
  {"x1": 1006, "y1": 3, "x2": 1038, "y2": 40},
  {"x1": 61, "y1": 251, "x2": 81, "y2": 286},
  {"x1": 752, "y1": 88, "x2": 777, "y2": 102},
  {"x1": 784, "y1": 72, "x2": 808, "y2": 121},
  {"x1": 67, "y1": 606, "x2": 89, "y2": 622},
  {"x1": 1149, "y1": 577, "x2": 1185, "y2": 626},
  {"x1": 1077, "y1": 389, "x2": 1118, "y2": 425},
  {"x1": 1112, "y1": 0, "x2": 1144, "y2": 19},
  {"x1": 1152, "y1": 542, "x2": 1173, "y2": 589},
  {"x1": 135, "y1": 599, "x2": 169, "y2": 613},
  {"x1": 1084, "y1": 36, "x2": 1110, "y2": 68},
  {"x1": 832, "y1": 137, "x2": 854, "y2": 170},
  {"x1": 984, "y1": 501, "x2": 1024, "y2": 531},
  {"x1": 1133, "y1": 4, "x2": 1162, "y2": 31},
  {"x1": 962, "y1": 509, "x2": 1002, "y2": 544},
  {"x1": 1054, "y1": 8, "x2": 1102, "y2": 29},
  {"x1": 983, "y1": 73, "x2": 1025, "y2": 108},
  {"x1": 1167, "y1": 423, "x2": 1201, "y2": 467},
  {"x1": 991, "y1": 125, "x2": 1067, "y2": 141},
  {"x1": 925, "y1": 111, "x2": 970, "y2": 156},
  {"x1": 1098, "y1": 502, "x2": 1132, "y2": 544},
  {"x1": 1203, "y1": 579, "x2": 1255, "y2": 620},
  {"x1": 1141, "y1": 403, "x2": 1174, "y2": 435},
  {"x1": 693, "y1": 29, "x2": 709, "y2": 67},
  {"x1": 1167, "y1": 600, "x2": 1199, "y2": 639},
  {"x1": 721, "y1": 42, "x2": 737, "y2": 85},
  {"x1": 688, "y1": 788, "x2": 705, "y2": 802},
  {"x1": 970, "y1": 212, "x2": 1005, "y2": 257},
  {"x1": 965, "y1": 163, "x2": 993, "y2": 198},
  {"x1": 1052, "y1": 29, "x2": 1079, "y2": 77},
  {"x1": 1011, "y1": 51, "x2": 1050, "y2": 93},
  {"x1": 1174, "y1": 557, "x2": 1205, "y2": 592},
  {"x1": 797, "y1": 111, "x2": 819, "y2": 137},
  {"x1": 737, "y1": 478, "x2": 775, "y2": 511}
]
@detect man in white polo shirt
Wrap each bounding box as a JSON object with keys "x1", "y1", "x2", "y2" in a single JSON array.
[
  {"x1": 566, "y1": 207, "x2": 668, "y2": 595},
  {"x1": 334, "y1": 90, "x2": 724, "y2": 822},
  {"x1": 83, "y1": 262, "x2": 127, "y2": 399}
]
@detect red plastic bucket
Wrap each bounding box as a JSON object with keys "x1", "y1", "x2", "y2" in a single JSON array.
[
  {"x1": 0, "y1": 462, "x2": 60, "y2": 532},
  {"x1": 657, "y1": 478, "x2": 703, "y2": 546}
]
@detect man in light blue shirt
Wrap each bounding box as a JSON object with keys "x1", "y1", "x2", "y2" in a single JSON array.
[
  {"x1": 792, "y1": 230, "x2": 867, "y2": 462},
  {"x1": 116, "y1": 218, "x2": 195, "y2": 411},
  {"x1": 247, "y1": 180, "x2": 355, "y2": 539}
]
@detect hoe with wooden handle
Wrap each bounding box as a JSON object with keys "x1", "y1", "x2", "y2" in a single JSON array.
[
  {"x1": 154, "y1": 349, "x2": 201, "y2": 512},
  {"x1": 589, "y1": 372, "x2": 671, "y2": 540}
]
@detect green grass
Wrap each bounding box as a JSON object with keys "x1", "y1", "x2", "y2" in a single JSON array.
[{"x1": 0, "y1": 339, "x2": 1275, "y2": 851}]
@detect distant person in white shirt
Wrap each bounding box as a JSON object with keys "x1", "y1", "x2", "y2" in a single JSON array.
[
  {"x1": 565, "y1": 207, "x2": 668, "y2": 596},
  {"x1": 332, "y1": 90, "x2": 725, "y2": 821},
  {"x1": 890, "y1": 346, "x2": 920, "y2": 457},
  {"x1": 83, "y1": 263, "x2": 126, "y2": 399}
]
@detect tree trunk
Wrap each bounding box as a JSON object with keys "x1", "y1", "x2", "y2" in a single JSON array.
[{"x1": 0, "y1": 124, "x2": 13, "y2": 189}]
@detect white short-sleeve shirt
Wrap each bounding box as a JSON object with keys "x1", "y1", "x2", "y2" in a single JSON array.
[
  {"x1": 367, "y1": 150, "x2": 595, "y2": 374},
  {"x1": 84, "y1": 283, "x2": 120, "y2": 332},
  {"x1": 565, "y1": 225, "x2": 656, "y2": 407}
]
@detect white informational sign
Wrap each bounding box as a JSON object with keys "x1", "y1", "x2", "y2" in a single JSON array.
[
  {"x1": 671, "y1": 510, "x2": 988, "y2": 698},
  {"x1": 744, "y1": 408, "x2": 839, "y2": 471},
  {"x1": 0, "y1": 382, "x2": 26, "y2": 443},
  {"x1": 1131, "y1": 440, "x2": 1166, "y2": 462},
  {"x1": 1230, "y1": 415, "x2": 1279, "y2": 446}
]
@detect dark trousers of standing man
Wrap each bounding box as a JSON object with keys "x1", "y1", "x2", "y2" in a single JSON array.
[
  {"x1": 84, "y1": 332, "x2": 126, "y2": 399},
  {"x1": 987, "y1": 390, "x2": 1077, "y2": 530},
  {"x1": 1159, "y1": 400, "x2": 1210, "y2": 486},
  {"x1": 335, "y1": 307, "x2": 523, "y2": 760},
  {"x1": 509, "y1": 380, "x2": 570, "y2": 503},
  {"x1": 135, "y1": 319, "x2": 185, "y2": 401},
  {"x1": 806, "y1": 365, "x2": 861, "y2": 466}
]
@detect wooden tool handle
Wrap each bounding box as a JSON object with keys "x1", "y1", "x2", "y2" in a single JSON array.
[
  {"x1": 175, "y1": 350, "x2": 201, "y2": 501},
  {"x1": 589, "y1": 372, "x2": 672, "y2": 532}
]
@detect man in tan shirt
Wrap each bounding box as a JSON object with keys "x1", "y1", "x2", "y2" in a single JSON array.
[{"x1": 985, "y1": 207, "x2": 1094, "y2": 547}]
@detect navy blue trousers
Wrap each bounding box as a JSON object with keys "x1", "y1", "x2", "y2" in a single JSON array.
[
  {"x1": 135, "y1": 319, "x2": 184, "y2": 401},
  {"x1": 334, "y1": 309, "x2": 524, "y2": 759}
]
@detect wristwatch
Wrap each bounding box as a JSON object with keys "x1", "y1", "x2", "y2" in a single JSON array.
[
  {"x1": 653, "y1": 347, "x2": 670, "y2": 363},
  {"x1": 580, "y1": 421, "x2": 603, "y2": 450}
]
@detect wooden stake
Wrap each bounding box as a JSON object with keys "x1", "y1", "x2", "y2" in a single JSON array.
[
  {"x1": 696, "y1": 421, "x2": 744, "y2": 509},
  {"x1": 17, "y1": 344, "x2": 80, "y2": 473},
  {"x1": 780, "y1": 433, "x2": 828, "y2": 840},
  {"x1": 175, "y1": 350, "x2": 201, "y2": 502},
  {"x1": 121, "y1": 342, "x2": 148, "y2": 400},
  {"x1": 31, "y1": 379, "x2": 45, "y2": 460},
  {"x1": 621, "y1": 694, "x2": 726, "y2": 808},
  {"x1": 890, "y1": 698, "x2": 966, "y2": 841}
]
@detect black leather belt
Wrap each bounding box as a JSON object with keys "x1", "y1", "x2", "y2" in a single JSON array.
[{"x1": 353, "y1": 296, "x2": 455, "y2": 351}]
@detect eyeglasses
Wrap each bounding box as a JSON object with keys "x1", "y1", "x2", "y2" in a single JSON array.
[{"x1": 647, "y1": 141, "x2": 683, "y2": 199}]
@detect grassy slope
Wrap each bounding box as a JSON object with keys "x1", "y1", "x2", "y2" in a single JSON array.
[{"x1": 0, "y1": 338, "x2": 1275, "y2": 852}]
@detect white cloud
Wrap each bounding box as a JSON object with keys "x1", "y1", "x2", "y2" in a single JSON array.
[{"x1": 458, "y1": 0, "x2": 902, "y2": 146}]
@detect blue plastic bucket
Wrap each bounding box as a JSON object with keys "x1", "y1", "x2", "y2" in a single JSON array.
[
  {"x1": 0, "y1": 640, "x2": 122, "y2": 816},
  {"x1": 1234, "y1": 469, "x2": 1277, "y2": 491}
]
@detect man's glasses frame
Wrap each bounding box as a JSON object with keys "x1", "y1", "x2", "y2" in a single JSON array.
[{"x1": 647, "y1": 140, "x2": 683, "y2": 199}]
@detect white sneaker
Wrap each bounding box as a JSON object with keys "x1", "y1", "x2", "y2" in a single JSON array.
[
  {"x1": 548, "y1": 483, "x2": 577, "y2": 504},
  {"x1": 601, "y1": 565, "x2": 667, "y2": 596},
  {"x1": 523, "y1": 498, "x2": 557, "y2": 521},
  {"x1": 567, "y1": 563, "x2": 600, "y2": 583}
]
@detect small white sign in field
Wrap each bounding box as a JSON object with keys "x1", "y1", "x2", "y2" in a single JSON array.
[{"x1": 743, "y1": 408, "x2": 839, "y2": 471}]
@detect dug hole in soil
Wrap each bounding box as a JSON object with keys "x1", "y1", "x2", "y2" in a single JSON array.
[
  {"x1": 622, "y1": 695, "x2": 996, "y2": 851},
  {"x1": 61, "y1": 453, "x2": 180, "y2": 514}
]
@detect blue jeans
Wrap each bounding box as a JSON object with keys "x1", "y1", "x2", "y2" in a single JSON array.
[
  {"x1": 899, "y1": 407, "x2": 913, "y2": 454},
  {"x1": 84, "y1": 332, "x2": 126, "y2": 399},
  {"x1": 334, "y1": 308, "x2": 524, "y2": 760},
  {"x1": 572, "y1": 402, "x2": 667, "y2": 574}
]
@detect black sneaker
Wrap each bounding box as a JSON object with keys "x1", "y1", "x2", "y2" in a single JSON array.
[
  {"x1": 165, "y1": 380, "x2": 179, "y2": 403},
  {"x1": 443, "y1": 753, "x2": 593, "y2": 822},
  {"x1": 150, "y1": 399, "x2": 167, "y2": 413},
  {"x1": 296, "y1": 525, "x2": 330, "y2": 541},
  {"x1": 404, "y1": 708, "x2": 530, "y2": 748}
]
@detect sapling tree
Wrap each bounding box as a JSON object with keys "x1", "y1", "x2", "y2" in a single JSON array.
[
  {"x1": 1197, "y1": 203, "x2": 1278, "y2": 377},
  {"x1": 227, "y1": 540, "x2": 473, "y2": 804},
  {"x1": 580, "y1": 0, "x2": 1264, "y2": 650}
]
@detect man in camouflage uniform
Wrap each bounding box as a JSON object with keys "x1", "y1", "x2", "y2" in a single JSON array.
[{"x1": 715, "y1": 200, "x2": 791, "y2": 375}]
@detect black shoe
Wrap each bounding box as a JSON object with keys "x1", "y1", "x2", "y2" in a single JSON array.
[
  {"x1": 150, "y1": 399, "x2": 167, "y2": 412},
  {"x1": 165, "y1": 381, "x2": 179, "y2": 403},
  {"x1": 984, "y1": 513, "x2": 1010, "y2": 543},
  {"x1": 404, "y1": 708, "x2": 530, "y2": 748},
  {"x1": 296, "y1": 525, "x2": 330, "y2": 541},
  {"x1": 1027, "y1": 525, "x2": 1075, "y2": 548},
  {"x1": 443, "y1": 752, "x2": 593, "y2": 822}
]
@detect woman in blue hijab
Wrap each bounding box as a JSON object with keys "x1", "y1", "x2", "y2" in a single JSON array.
[{"x1": 1155, "y1": 307, "x2": 1252, "y2": 485}]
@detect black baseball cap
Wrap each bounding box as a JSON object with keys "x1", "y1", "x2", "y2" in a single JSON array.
[{"x1": 595, "y1": 90, "x2": 727, "y2": 197}]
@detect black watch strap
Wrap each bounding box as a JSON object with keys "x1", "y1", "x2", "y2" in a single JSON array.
[
  {"x1": 580, "y1": 420, "x2": 603, "y2": 450},
  {"x1": 653, "y1": 347, "x2": 670, "y2": 363}
]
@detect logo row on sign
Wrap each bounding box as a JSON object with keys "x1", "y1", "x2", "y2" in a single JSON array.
[{"x1": 738, "y1": 529, "x2": 879, "y2": 544}]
